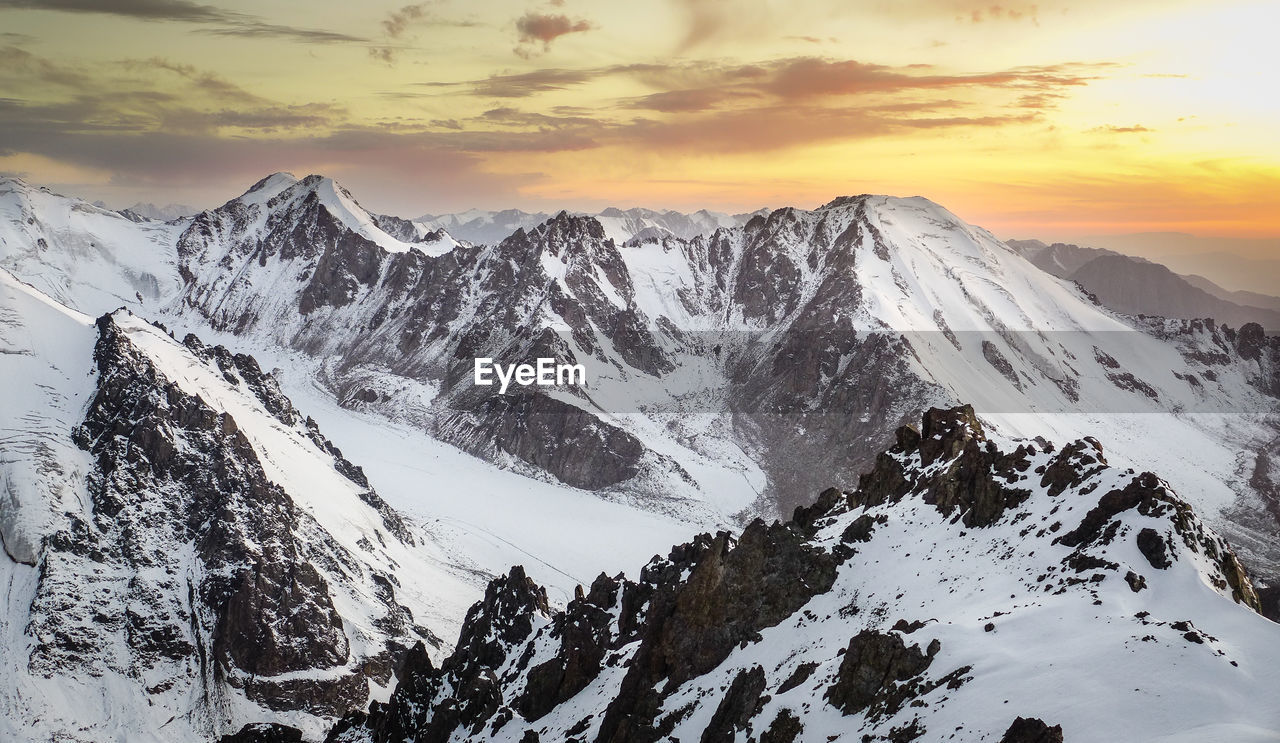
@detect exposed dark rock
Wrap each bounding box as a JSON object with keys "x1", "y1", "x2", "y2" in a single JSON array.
[
  {"x1": 758, "y1": 708, "x2": 803, "y2": 743},
  {"x1": 1236, "y1": 322, "x2": 1267, "y2": 360},
  {"x1": 1105, "y1": 370, "x2": 1159, "y2": 400},
  {"x1": 438, "y1": 392, "x2": 648, "y2": 490},
  {"x1": 218, "y1": 722, "x2": 304, "y2": 743},
  {"x1": 597, "y1": 519, "x2": 838, "y2": 742},
  {"x1": 777, "y1": 662, "x2": 818, "y2": 694},
  {"x1": 825, "y1": 630, "x2": 937, "y2": 717},
  {"x1": 982, "y1": 340, "x2": 1021, "y2": 388},
  {"x1": 1137, "y1": 528, "x2": 1172, "y2": 569},
  {"x1": 1258, "y1": 585, "x2": 1280, "y2": 623},
  {"x1": 516, "y1": 573, "x2": 617, "y2": 721},
  {"x1": 998, "y1": 716, "x2": 1064, "y2": 743},
  {"x1": 698, "y1": 665, "x2": 766, "y2": 743},
  {"x1": 840, "y1": 513, "x2": 881, "y2": 543},
  {"x1": 336, "y1": 568, "x2": 551, "y2": 743},
  {"x1": 849, "y1": 405, "x2": 1030, "y2": 529},
  {"x1": 793, "y1": 487, "x2": 845, "y2": 535},
  {"x1": 1055, "y1": 473, "x2": 1164, "y2": 548},
  {"x1": 27, "y1": 315, "x2": 401, "y2": 717},
  {"x1": 1038, "y1": 439, "x2": 1106, "y2": 497},
  {"x1": 918, "y1": 405, "x2": 985, "y2": 467},
  {"x1": 890, "y1": 619, "x2": 927, "y2": 634}
]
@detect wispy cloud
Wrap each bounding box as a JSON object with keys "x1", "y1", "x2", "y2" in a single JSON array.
[
  {"x1": 368, "y1": 2, "x2": 480, "y2": 64},
  {"x1": 0, "y1": 0, "x2": 366, "y2": 43},
  {"x1": 449, "y1": 56, "x2": 1108, "y2": 114},
  {"x1": 1088, "y1": 124, "x2": 1152, "y2": 134},
  {"x1": 963, "y1": 3, "x2": 1040, "y2": 24},
  {"x1": 463, "y1": 67, "x2": 600, "y2": 97}
]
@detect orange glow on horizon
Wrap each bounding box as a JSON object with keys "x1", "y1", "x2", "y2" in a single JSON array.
[{"x1": 0, "y1": 0, "x2": 1275, "y2": 253}]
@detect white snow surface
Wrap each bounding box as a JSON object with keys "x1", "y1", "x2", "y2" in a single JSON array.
[{"x1": 0, "y1": 177, "x2": 182, "y2": 313}]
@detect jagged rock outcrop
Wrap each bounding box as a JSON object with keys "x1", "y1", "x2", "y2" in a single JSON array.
[
  {"x1": 323, "y1": 406, "x2": 1278, "y2": 743},
  {"x1": 998, "y1": 717, "x2": 1064, "y2": 743},
  {"x1": 219, "y1": 723, "x2": 305, "y2": 743},
  {"x1": 845, "y1": 405, "x2": 1031, "y2": 528},
  {"x1": 825, "y1": 630, "x2": 938, "y2": 715},
  {"x1": 0, "y1": 289, "x2": 447, "y2": 742}
]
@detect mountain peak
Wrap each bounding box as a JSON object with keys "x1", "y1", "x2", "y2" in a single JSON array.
[
  {"x1": 237, "y1": 171, "x2": 300, "y2": 206},
  {"x1": 527, "y1": 210, "x2": 608, "y2": 243}
]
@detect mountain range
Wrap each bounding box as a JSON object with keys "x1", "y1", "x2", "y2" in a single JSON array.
[
  {"x1": 0, "y1": 172, "x2": 1276, "y2": 741},
  {"x1": 416, "y1": 206, "x2": 767, "y2": 247},
  {"x1": 1009, "y1": 239, "x2": 1280, "y2": 332}
]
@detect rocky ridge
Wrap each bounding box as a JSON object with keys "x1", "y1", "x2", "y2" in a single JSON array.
[
  {"x1": 319, "y1": 406, "x2": 1279, "y2": 743},
  {"x1": 0, "y1": 271, "x2": 469, "y2": 743}
]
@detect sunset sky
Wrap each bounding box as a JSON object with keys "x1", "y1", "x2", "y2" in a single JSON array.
[{"x1": 1, "y1": 0, "x2": 1277, "y2": 247}]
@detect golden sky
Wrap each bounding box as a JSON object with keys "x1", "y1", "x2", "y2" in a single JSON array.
[{"x1": 1, "y1": 0, "x2": 1278, "y2": 246}]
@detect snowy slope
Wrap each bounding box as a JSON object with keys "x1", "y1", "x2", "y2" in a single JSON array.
[
  {"x1": 0, "y1": 177, "x2": 182, "y2": 313},
  {"x1": 329, "y1": 407, "x2": 1280, "y2": 743},
  {"x1": 0, "y1": 269, "x2": 97, "y2": 563},
  {"x1": 182, "y1": 332, "x2": 716, "y2": 608}
]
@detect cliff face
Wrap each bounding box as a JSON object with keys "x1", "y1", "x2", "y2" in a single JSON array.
[
  {"x1": 0, "y1": 276, "x2": 462, "y2": 742},
  {"x1": 323, "y1": 406, "x2": 1279, "y2": 743}
]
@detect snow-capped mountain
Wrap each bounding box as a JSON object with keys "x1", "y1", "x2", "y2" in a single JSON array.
[
  {"x1": 416, "y1": 208, "x2": 552, "y2": 247},
  {"x1": 118, "y1": 202, "x2": 201, "y2": 223},
  {"x1": 0, "y1": 269, "x2": 489, "y2": 742},
  {"x1": 3, "y1": 173, "x2": 1277, "y2": 587},
  {"x1": 1, "y1": 172, "x2": 1278, "y2": 740},
  {"x1": 0, "y1": 176, "x2": 184, "y2": 312},
  {"x1": 417, "y1": 206, "x2": 764, "y2": 247},
  {"x1": 323, "y1": 406, "x2": 1280, "y2": 743},
  {"x1": 170, "y1": 179, "x2": 1280, "y2": 583}
]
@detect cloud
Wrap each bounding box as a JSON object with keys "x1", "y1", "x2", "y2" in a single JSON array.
[
  {"x1": 0, "y1": 44, "x2": 91, "y2": 87},
  {"x1": 195, "y1": 23, "x2": 363, "y2": 43},
  {"x1": 383, "y1": 2, "x2": 432, "y2": 37},
  {"x1": 0, "y1": 0, "x2": 229, "y2": 21},
  {"x1": 624, "y1": 87, "x2": 753, "y2": 113},
  {"x1": 965, "y1": 3, "x2": 1040, "y2": 24},
  {"x1": 1088, "y1": 124, "x2": 1152, "y2": 134},
  {"x1": 465, "y1": 67, "x2": 599, "y2": 97},
  {"x1": 369, "y1": 2, "x2": 479, "y2": 64},
  {"x1": 514, "y1": 12, "x2": 593, "y2": 56},
  {"x1": 786, "y1": 35, "x2": 838, "y2": 44},
  {"x1": 1, "y1": 47, "x2": 346, "y2": 138},
  {"x1": 675, "y1": 0, "x2": 756, "y2": 50},
  {"x1": 448, "y1": 56, "x2": 1105, "y2": 109},
  {"x1": 760, "y1": 58, "x2": 1096, "y2": 99},
  {"x1": 669, "y1": 0, "x2": 837, "y2": 51},
  {"x1": 614, "y1": 102, "x2": 1039, "y2": 154},
  {"x1": 0, "y1": 0, "x2": 365, "y2": 43},
  {"x1": 123, "y1": 57, "x2": 263, "y2": 104}
]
